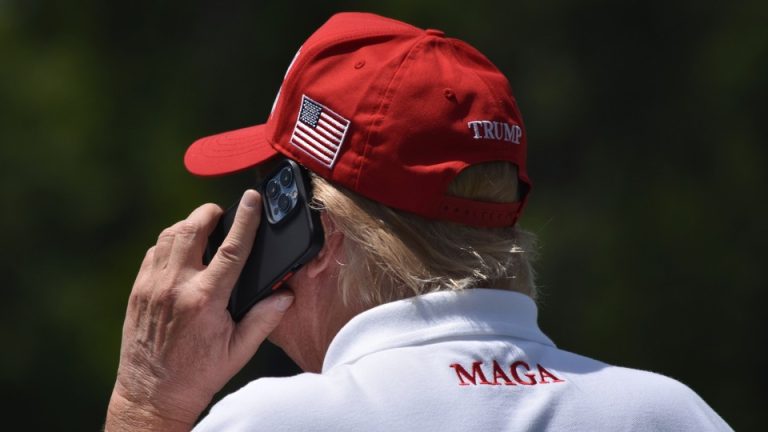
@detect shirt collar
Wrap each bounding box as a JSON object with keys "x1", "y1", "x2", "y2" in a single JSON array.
[{"x1": 322, "y1": 288, "x2": 555, "y2": 372}]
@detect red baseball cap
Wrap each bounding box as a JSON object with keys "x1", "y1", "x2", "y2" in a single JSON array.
[{"x1": 185, "y1": 12, "x2": 530, "y2": 227}]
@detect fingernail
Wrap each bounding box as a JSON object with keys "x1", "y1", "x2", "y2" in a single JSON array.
[
  {"x1": 275, "y1": 294, "x2": 294, "y2": 311},
  {"x1": 241, "y1": 189, "x2": 260, "y2": 208}
]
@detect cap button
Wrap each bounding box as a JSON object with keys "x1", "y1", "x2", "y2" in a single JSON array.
[{"x1": 425, "y1": 28, "x2": 445, "y2": 37}]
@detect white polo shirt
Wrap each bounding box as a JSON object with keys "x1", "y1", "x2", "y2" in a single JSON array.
[{"x1": 194, "y1": 289, "x2": 731, "y2": 431}]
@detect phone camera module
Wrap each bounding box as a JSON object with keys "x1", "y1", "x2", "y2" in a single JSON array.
[
  {"x1": 264, "y1": 163, "x2": 301, "y2": 225},
  {"x1": 279, "y1": 168, "x2": 294, "y2": 187},
  {"x1": 267, "y1": 179, "x2": 280, "y2": 200}
]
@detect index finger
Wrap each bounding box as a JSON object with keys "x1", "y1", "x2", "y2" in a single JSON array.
[
  {"x1": 167, "y1": 203, "x2": 224, "y2": 270},
  {"x1": 203, "y1": 189, "x2": 262, "y2": 298}
]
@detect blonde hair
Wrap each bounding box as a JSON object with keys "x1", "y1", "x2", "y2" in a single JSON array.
[{"x1": 311, "y1": 162, "x2": 537, "y2": 308}]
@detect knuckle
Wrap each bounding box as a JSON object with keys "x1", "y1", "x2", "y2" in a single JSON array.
[
  {"x1": 129, "y1": 281, "x2": 148, "y2": 301},
  {"x1": 178, "y1": 291, "x2": 210, "y2": 313},
  {"x1": 143, "y1": 246, "x2": 156, "y2": 261},
  {"x1": 158, "y1": 226, "x2": 179, "y2": 241},
  {"x1": 128, "y1": 287, "x2": 149, "y2": 309},
  {"x1": 215, "y1": 242, "x2": 242, "y2": 265},
  {"x1": 176, "y1": 220, "x2": 203, "y2": 237},
  {"x1": 128, "y1": 281, "x2": 151, "y2": 313}
]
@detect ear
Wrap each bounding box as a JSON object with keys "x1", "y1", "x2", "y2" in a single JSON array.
[{"x1": 305, "y1": 212, "x2": 344, "y2": 279}]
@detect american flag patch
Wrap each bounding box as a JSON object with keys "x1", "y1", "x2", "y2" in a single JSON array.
[{"x1": 289, "y1": 95, "x2": 350, "y2": 169}]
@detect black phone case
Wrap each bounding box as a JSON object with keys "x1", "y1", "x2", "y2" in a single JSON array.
[{"x1": 204, "y1": 160, "x2": 324, "y2": 322}]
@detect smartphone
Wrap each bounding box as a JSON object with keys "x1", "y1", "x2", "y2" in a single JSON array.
[{"x1": 204, "y1": 159, "x2": 324, "y2": 321}]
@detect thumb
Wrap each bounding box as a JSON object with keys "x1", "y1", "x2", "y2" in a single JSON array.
[{"x1": 231, "y1": 292, "x2": 294, "y2": 357}]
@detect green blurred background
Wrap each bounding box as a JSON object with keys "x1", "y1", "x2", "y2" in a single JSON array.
[{"x1": 1, "y1": 0, "x2": 765, "y2": 430}]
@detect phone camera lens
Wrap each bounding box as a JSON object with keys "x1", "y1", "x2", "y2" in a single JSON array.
[
  {"x1": 277, "y1": 194, "x2": 291, "y2": 212},
  {"x1": 279, "y1": 168, "x2": 293, "y2": 187},
  {"x1": 267, "y1": 179, "x2": 280, "y2": 199}
]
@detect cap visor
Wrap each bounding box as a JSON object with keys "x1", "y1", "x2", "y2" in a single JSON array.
[{"x1": 184, "y1": 124, "x2": 278, "y2": 176}]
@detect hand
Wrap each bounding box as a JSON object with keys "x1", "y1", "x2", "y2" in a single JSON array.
[{"x1": 105, "y1": 190, "x2": 295, "y2": 431}]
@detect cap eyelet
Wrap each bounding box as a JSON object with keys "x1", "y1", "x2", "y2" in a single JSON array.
[
  {"x1": 354, "y1": 60, "x2": 365, "y2": 69},
  {"x1": 443, "y1": 88, "x2": 456, "y2": 101}
]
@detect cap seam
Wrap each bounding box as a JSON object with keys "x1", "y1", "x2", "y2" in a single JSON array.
[
  {"x1": 447, "y1": 38, "x2": 507, "y2": 117},
  {"x1": 353, "y1": 33, "x2": 433, "y2": 193}
]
